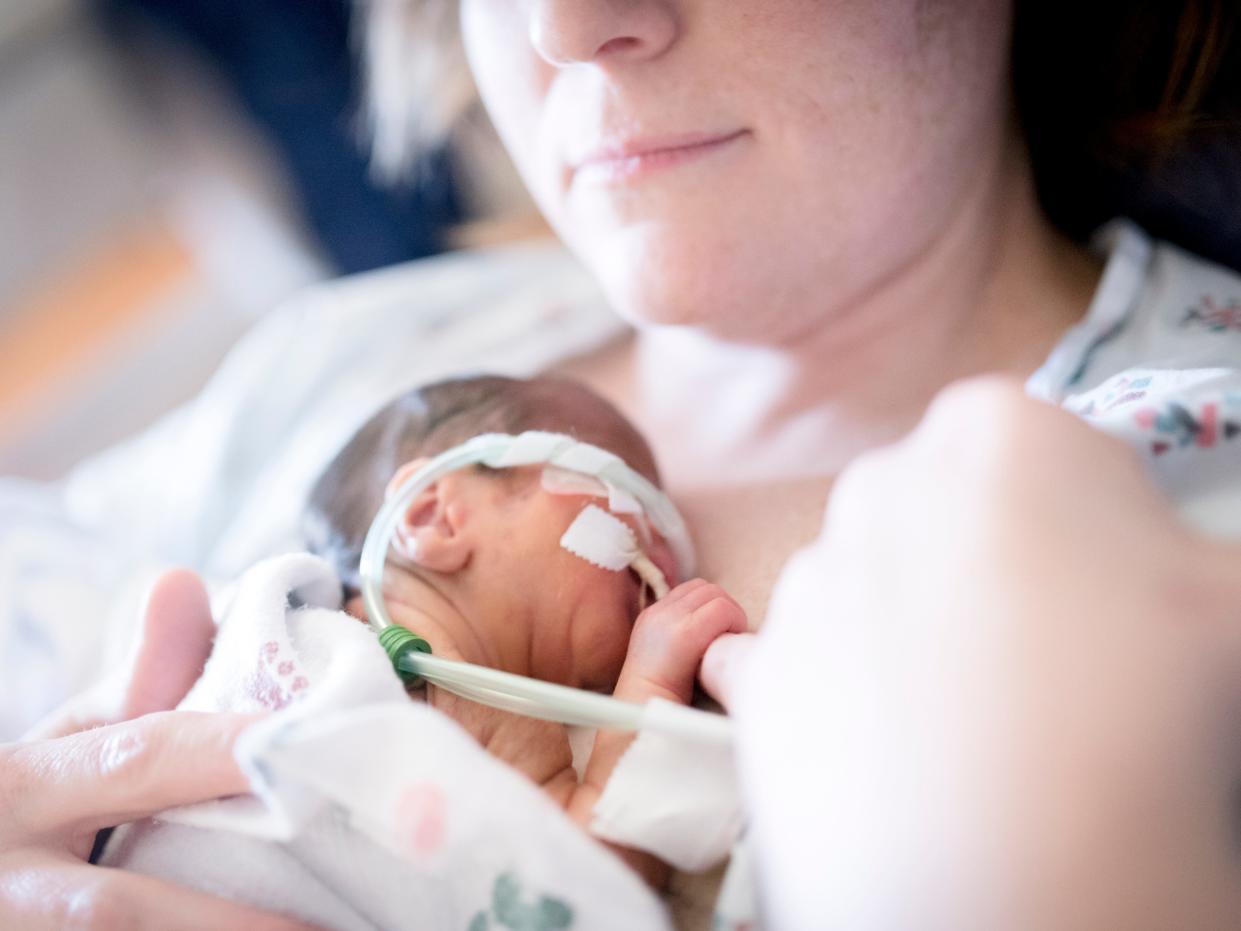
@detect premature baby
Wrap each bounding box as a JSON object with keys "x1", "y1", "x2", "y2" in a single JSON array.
[
  {"x1": 99, "y1": 374, "x2": 749, "y2": 930},
  {"x1": 299, "y1": 374, "x2": 748, "y2": 885}
]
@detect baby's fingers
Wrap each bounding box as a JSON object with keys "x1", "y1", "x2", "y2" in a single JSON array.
[
  {"x1": 685, "y1": 588, "x2": 748, "y2": 639},
  {"x1": 659, "y1": 578, "x2": 712, "y2": 606},
  {"x1": 663, "y1": 580, "x2": 743, "y2": 620}
]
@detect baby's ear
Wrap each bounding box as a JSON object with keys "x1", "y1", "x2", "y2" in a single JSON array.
[
  {"x1": 388, "y1": 459, "x2": 472, "y2": 574},
  {"x1": 385, "y1": 458, "x2": 430, "y2": 501}
]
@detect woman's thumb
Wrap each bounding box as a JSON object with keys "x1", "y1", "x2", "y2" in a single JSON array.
[
  {"x1": 120, "y1": 568, "x2": 216, "y2": 718},
  {"x1": 699, "y1": 633, "x2": 758, "y2": 711}
]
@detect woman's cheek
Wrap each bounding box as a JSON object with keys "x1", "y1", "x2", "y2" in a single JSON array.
[{"x1": 460, "y1": 0, "x2": 552, "y2": 184}]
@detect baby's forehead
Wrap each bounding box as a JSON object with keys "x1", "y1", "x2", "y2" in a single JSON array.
[{"x1": 416, "y1": 377, "x2": 661, "y2": 487}]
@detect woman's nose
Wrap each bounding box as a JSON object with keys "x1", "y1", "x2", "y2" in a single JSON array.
[{"x1": 529, "y1": 0, "x2": 679, "y2": 67}]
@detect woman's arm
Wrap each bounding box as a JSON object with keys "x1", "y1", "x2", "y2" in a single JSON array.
[{"x1": 718, "y1": 377, "x2": 1241, "y2": 929}]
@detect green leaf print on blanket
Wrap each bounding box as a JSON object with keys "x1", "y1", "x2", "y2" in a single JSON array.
[{"x1": 468, "y1": 872, "x2": 574, "y2": 931}]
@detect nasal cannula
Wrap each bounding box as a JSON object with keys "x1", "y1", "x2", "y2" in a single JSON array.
[{"x1": 358, "y1": 431, "x2": 732, "y2": 745}]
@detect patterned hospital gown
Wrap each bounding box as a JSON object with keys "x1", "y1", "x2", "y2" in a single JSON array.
[{"x1": 1027, "y1": 220, "x2": 1241, "y2": 539}]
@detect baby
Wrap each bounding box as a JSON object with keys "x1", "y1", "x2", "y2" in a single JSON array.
[
  {"x1": 98, "y1": 375, "x2": 751, "y2": 929},
  {"x1": 299, "y1": 373, "x2": 747, "y2": 884}
]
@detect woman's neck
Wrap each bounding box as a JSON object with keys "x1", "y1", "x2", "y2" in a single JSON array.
[{"x1": 632, "y1": 140, "x2": 1102, "y2": 489}]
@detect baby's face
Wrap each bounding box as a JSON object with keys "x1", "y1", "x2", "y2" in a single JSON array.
[{"x1": 464, "y1": 466, "x2": 678, "y2": 691}]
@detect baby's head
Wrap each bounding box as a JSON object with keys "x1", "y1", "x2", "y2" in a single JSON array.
[{"x1": 303, "y1": 374, "x2": 677, "y2": 689}]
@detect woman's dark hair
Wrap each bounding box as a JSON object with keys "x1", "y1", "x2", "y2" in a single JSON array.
[
  {"x1": 1014, "y1": 0, "x2": 1241, "y2": 268},
  {"x1": 301, "y1": 374, "x2": 659, "y2": 591}
]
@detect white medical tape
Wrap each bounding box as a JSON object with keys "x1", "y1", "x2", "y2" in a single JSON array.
[
  {"x1": 485, "y1": 431, "x2": 571, "y2": 467},
  {"x1": 452, "y1": 431, "x2": 689, "y2": 574},
  {"x1": 540, "y1": 466, "x2": 610, "y2": 498},
  {"x1": 551, "y1": 442, "x2": 622, "y2": 475},
  {"x1": 604, "y1": 482, "x2": 642, "y2": 516},
  {"x1": 540, "y1": 465, "x2": 643, "y2": 519},
  {"x1": 559, "y1": 504, "x2": 637, "y2": 572}
]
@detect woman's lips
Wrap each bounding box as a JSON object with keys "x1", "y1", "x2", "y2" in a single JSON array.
[{"x1": 570, "y1": 129, "x2": 749, "y2": 185}]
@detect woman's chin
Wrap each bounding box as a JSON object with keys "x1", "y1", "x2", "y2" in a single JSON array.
[
  {"x1": 580, "y1": 238, "x2": 759, "y2": 335},
  {"x1": 604, "y1": 286, "x2": 731, "y2": 334},
  {"x1": 598, "y1": 268, "x2": 796, "y2": 343}
]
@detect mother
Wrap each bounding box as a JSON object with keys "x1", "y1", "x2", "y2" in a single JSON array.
[{"x1": 5, "y1": 1, "x2": 1241, "y2": 927}]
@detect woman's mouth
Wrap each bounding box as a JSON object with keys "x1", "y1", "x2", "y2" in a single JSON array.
[{"x1": 570, "y1": 129, "x2": 749, "y2": 186}]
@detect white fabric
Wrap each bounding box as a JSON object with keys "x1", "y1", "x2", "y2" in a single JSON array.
[
  {"x1": 103, "y1": 552, "x2": 670, "y2": 931},
  {"x1": 540, "y1": 466, "x2": 611, "y2": 499},
  {"x1": 592, "y1": 699, "x2": 743, "y2": 873}
]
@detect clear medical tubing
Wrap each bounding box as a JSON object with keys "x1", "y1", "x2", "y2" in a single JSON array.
[{"x1": 359, "y1": 431, "x2": 732, "y2": 744}]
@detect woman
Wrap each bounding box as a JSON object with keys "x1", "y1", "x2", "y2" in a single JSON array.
[{"x1": 4, "y1": 0, "x2": 1240, "y2": 926}]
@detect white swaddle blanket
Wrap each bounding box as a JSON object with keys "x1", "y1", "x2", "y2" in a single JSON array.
[
  {"x1": 102, "y1": 553, "x2": 753, "y2": 930},
  {"x1": 102, "y1": 553, "x2": 675, "y2": 930}
]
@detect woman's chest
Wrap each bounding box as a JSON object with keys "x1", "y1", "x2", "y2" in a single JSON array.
[
  {"x1": 553, "y1": 335, "x2": 837, "y2": 622},
  {"x1": 671, "y1": 476, "x2": 834, "y2": 626}
]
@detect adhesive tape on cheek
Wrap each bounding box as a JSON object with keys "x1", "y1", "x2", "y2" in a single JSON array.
[
  {"x1": 604, "y1": 482, "x2": 643, "y2": 517},
  {"x1": 559, "y1": 504, "x2": 638, "y2": 572},
  {"x1": 543, "y1": 466, "x2": 652, "y2": 545},
  {"x1": 541, "y1": 465, "x2": 611, "y2": 499},
  {"x1": 604, "y1": 483, "x2": 652, "y2": 546}
]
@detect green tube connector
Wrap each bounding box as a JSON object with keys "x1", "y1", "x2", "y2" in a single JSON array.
[{"x1": 378, "y1": 625, "x2": 433, "y2": 685}]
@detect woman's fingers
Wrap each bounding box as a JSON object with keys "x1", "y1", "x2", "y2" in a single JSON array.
[
  {"x1": 21, "y1": 570, "x2": 217, "y2": 742},
  {"x1": 3, "y1": 859, "x2": 321, "y2": 931},
  {"x1": 10, "y1": 711, "x2": 257, "y2": 837},
  {"x1": 120, "y1": 569, "x2": 216, "y2": 720},
  {"x1": 698, "y1": 633, "x2": 757, "y2": 710},
  {"x1": 20, "y1": 689, "x2": 115, "y2": 742}
]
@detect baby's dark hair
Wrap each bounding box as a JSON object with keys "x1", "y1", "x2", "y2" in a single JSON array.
[{"x1": 302, "y1": 374, "x2": 660, "y2": 591}]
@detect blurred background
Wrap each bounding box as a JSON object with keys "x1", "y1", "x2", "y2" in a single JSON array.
[{"x1": 0, "y1": 0, "x2": 532, "y2": 479}]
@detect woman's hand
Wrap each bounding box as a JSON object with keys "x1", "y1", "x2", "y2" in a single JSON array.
[
  {"x1": 0, "y1": 713, "x2": 318, "y2": 929},
  {"x1": 723, "y1": 378, "x2": 1241, "y2": 930},
  {"x1": 24, "y1": 569, "x2": 218, "y2": 741},
  {"x1": 3, "y1": 569, "x2": 319, "y2": 930}
]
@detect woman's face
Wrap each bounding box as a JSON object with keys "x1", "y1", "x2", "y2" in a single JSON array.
[{"x1": 460, "y1": 0, "x2": 1014, "y2": 342}]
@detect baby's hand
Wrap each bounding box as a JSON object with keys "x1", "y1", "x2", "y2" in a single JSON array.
[{"x1": 617, "y1": 579, "x2": 748, "y2": 705}]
